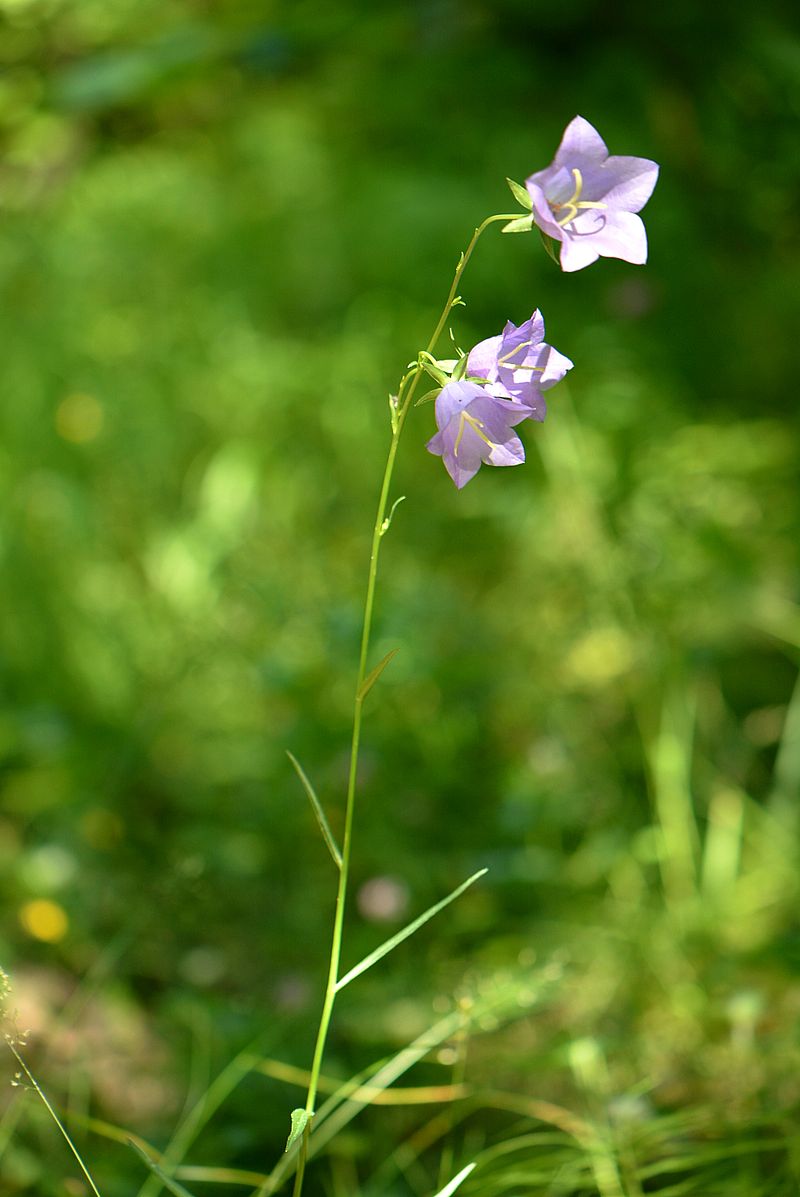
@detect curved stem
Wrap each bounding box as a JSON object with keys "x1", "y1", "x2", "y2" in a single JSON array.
[{"x1": 291, "y1": 211, "x2": 514, "y2": 1197}]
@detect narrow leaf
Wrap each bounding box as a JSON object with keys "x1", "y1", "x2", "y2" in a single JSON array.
[
  {"x1": 128, "y1": 1139, "x2": 199, "y2": 1197},
  {"x1": 501, "y1": 215, "x2": 534, "y2": 234},
  {"x1": 285, "y1": 1108, "x2": 310, "y2": 1152},
  {"x1": 335, "y1": 869, "x2": 487, "y2": 991},
  {"x1": 433, "y1": 1163, "x2": 476, "y2": 1197},
  {"x1": 357, "y1": 648, "x2": 399, "y2": 702},
  {"x1": 286, "y1": 752, "x2": 342, "y2": 869},
  {"x1": 414, "y1": 387, "x2": 442, "y2": 408},
  {"x1": 506, "y1": 176, "x2": 533, "y2": 210}
]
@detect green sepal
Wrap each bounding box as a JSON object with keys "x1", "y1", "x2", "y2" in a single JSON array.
[
  {"x1": 502, "y1": 214, "x2": 534, "y2": 234},
  {"x1": 418, "y1": 355, "x2": 450, "y2": 387},
  {"x1": 285, "y1": 1108, "x2": 310, "y2": 1152},
  {"x1": 506, "y1": 177, "x2": 533, "y2": 211},
  {"x1": 414, "y1": 387, "x2": 441, "y2": 407},
  {"x1": 450, "y1": 354, "x2": 469, "y2": 382},
  {"x1": 539, "y1": 229, "x2": 560, "y2": 265}
]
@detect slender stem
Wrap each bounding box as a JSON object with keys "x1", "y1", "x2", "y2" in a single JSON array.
[
  {"x1": 6, "y1": 1043, "x2": 103, "y2": 1197},
  {"x1": 291, "y1": 211, "x2": 515, "y2": 1197}
]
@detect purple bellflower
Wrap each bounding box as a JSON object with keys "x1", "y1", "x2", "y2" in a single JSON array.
[
  {"x1": 525, "y1": 116, "x2": 659, "y2": 272},
  {"x1": 466, "y1": 309, "x2": 573, "y2": 418},
  {"x1": 426, "y1": 380, "x2": 535, "y2": 490}
]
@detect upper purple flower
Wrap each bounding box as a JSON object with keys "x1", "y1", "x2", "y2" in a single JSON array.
[
  {"x1": 525, "y1": 116, "x2": 659, "y2": 273},
  {"x1": 426, "y1": 380, "x2": 535, "y2": 489},
  {"x1": 466, "y1": 309, "x2": 573, "y2": 417}
]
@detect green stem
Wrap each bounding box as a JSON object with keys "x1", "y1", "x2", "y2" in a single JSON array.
[{"x1": 291, "y1": 212, "x2": 515, "y2": 1197}]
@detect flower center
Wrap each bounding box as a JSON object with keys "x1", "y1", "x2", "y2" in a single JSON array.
[
  {"x1": 550, "y1": 168, "x2": 607, "y2": 228},
  {"x1": 454, "y1": 410, "x2": 496, "y2": 457}
]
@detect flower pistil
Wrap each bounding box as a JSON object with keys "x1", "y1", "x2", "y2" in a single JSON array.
[
  {"x1": 550, "y1": 168, "x2": 608, "y2": 228},
  {"x1": 454, "y1": 410, "x2": 494, "y2": 456}
]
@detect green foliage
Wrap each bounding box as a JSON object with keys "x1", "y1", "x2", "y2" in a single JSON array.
[{"x1": 0, "y1": 0, "x2": 798, "y2": 1193}]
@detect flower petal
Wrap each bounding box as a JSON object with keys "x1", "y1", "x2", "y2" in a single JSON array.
[
  {"x1": 559, "y1": 235, "x2": 601, "y2": 272},
  {"x1": 552, "y1": 115, "x2": 609, "y2": 166},
  {"x1": 487, "y1": 433, "x2": 526, "y2": 468},
  {"x1": 576, "y1": 156, "x2": 659, "y2": 211},
  {"x1": 433, "y1": 380, "x2": 486, "y2": 429},
  {"x1": 466, "y1": 335, "x2": 502, "y2": 380},
  {"x1": 588, "y1": 209, "x2": 649, "y2": 264},
  {"x1": 525, "y1": 181, "x2": 564, "y2": 240}
]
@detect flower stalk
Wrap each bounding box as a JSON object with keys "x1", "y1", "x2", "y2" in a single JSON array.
[{"x1": 290, "y1": 211, "x2": 517, "y2": 1197}]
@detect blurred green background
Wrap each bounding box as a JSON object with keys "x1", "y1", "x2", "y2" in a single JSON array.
[{"x1": 1, "y1": 0, "x2": 799, "y2": 1193}]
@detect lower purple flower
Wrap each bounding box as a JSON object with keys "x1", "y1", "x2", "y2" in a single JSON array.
[{"x1": 426, "y1": 380, "x2": 534, "y2": 489}]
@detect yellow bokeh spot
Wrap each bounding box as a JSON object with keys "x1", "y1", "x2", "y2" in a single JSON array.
[
  {"x1": 564, "y1": 626, "x2": 635, "y2": 688},
  {"x1": 55, "y1": 393, "x2": 104, "y2": 444},
  {"x1": 19, "y1": 898, "x2": 69, "y2": 943}
]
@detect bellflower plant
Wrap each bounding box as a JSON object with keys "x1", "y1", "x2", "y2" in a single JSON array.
[
  {"x1": 523, "y1": 115, "x2": 659, "y2": 272},
  {"x1": 278, "y1": 117, "x2": 657, "y2": 1197}
]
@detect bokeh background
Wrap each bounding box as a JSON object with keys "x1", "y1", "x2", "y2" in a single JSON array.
[{"x1": 1, "y1": 1, "x2": 799, "y2": 1194}]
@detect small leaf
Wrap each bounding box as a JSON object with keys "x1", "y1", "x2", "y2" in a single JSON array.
[
  {"x1": 380, "y1": 496, "x2": 406, "y2": 537},
  {"x1": 506, "y1": 177, "x2": 533, "y2": 210},
  {"x1": 285, "y1": 1108, "x2": 310, "y2": 1152},
  {"x1": 128, "y1": 1139, "x2": 199, "y2": 1197},
  {"x1": 414, "y1": 387, "x2": 442, "y2": 408},
  {"x1": 357, "y1": 648, "x2": 399, "y2": 702},
  {"x1": 286, "y1": 752, "x2": 342, "y2": 869},
  {"x1": 432, "y1": 1163, "x2": 476, "y2": 1197},
  {"x1": 335, "y1": 869, "x2": 487, "y2": 991},
  {"x1": 501, "y1": 215, "x2": 534, "y2": 234}
]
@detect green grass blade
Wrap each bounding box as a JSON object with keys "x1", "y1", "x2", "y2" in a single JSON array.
[
  {"x1": 129, "y1": 1140, "x2": 199, "y2": 1197},
  {"x1": 6, "y1": 1043, "x2": 104, "y2": 1197},
  {"x1": 335, "y1": 869, "x2": 487, "y2": 991},
  {"x1": 286, "y1": 751, "x2": 342, "y2": 869},
  {"x1": 432, "y1": 1162, "x2": 475, "y2": 1197},
  {"x1": 136, "y1": 1039, "x2": 259, "y2": 1197}
]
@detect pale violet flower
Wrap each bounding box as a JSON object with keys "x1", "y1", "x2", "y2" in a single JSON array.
[
  {"x1": 466, "y1": 309, "x2": 573, "y2": 417},
  {"x1": 525, "y1": 116, "x2": 659, "y2": 272},
  {"x1": 426, "y1": 380, "x2": 534, "y2": 489}
]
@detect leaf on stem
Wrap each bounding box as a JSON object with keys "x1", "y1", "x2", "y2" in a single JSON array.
[
  {"x1": 128, "y1": 1139, "x2": 199, "y2": 1197},
  {"x1": 286, "y1": 752, "x2": 342, "y2": 869},
  {"x1": 506, "y1": 176, "x2": 533, "y2": 210},
  {"x1": 285, "y1": 1108, "x2": 310, "y2": 1152},
  {"x1": 380, "y1": 496, "x2": 406, "y2": 537},
  {"x1": 432, "y1": 1163, "x2": 476, "y2": 1197},
  {"x1": 501, "y1": 215, "x2": 534, "y2": 234},
  {"x1": 356, "y1": 648, "x2": 399, "y2": 702},
  {"x1": 335, "y1": 869, "x2": 488, "y2": 992},
  {"x1": 414, "y1": 387, "x2": 442, "y2": 408}
]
